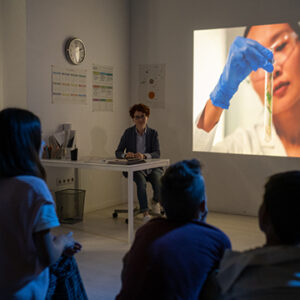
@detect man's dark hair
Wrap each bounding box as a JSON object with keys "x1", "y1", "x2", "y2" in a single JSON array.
[
  {"x1": 244, "y1": 22, "x2": 300, "y2": 38},
  {"x1": 161, "y1": 159, "x2": 206, "y2": 221},
  {"x1": 129, "y1": 103, "x2": 150, "y2": 118},
  {"x1": 263, "y1": 171, "x2": 300, "y2": 244},
  {"x1": 0, "y1": 108, "x2": 46, "y2": 180}
]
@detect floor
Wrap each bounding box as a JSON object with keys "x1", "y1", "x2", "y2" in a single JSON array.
[{"x1": 53, "y1": 205, "x2": 265, "y2": 300}]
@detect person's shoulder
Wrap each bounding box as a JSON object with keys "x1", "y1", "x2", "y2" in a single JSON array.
[
  {"x1": 147, "y1": 127, "x2": 158, "y2": 135},
  {"x1": 15, "y1": 175, "x2": 47, "y2": 189},
  {"x1": 136, "y1": 217, "x2": 167, "y2": 234},
  {"x1": 148, "y1": 217, "x2": 167, "y2": 225},
  {"x1": 218, "y1": 247, "x2": 263, "y2": 281},
  {"x1": 143, "y1": 217, "x2": 167, "y2": 228},
  {"x1": 15, "y1": 175, "x2": 53, "y2": 203},
  {"x1": 192, "y1": 220, "x2": 226, "y2": 234},
  {"x1": 193, "y1": 221, "x2": 231, "y2": 246},
  {"x1": 123, "y1": 126, "x2": 136, "y2": 134},
  {"x1": 220, "y1": 246, "x2": 269, "y2": 272}
]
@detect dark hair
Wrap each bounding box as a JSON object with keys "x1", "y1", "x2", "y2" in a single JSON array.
[
  {"x1": 161, "y1": 159, "x2": 206, "y2": 221},
  {"x1": 244, "y1": 22, "x2": 300, "y2": 38},
  {"x1": 263, "y1": 171, "x2": 300, "y2": 245},
  {"x1": 0, "y1": 108, "x2": 46, "y2": 180},
  {"x1": 129, "y1": 103, "x2": 150, "y2": 118}
]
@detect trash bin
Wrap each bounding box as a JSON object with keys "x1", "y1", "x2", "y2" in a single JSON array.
[{"x1": 55, "y1": 189, "x2": 85, "y2": 224}]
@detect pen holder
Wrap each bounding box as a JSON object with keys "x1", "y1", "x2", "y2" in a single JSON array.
[{"x1": 71, "y1": 148, "x2": 78, "y2": 161}]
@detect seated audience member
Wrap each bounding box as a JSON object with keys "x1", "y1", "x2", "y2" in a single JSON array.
[
  {"x1": 215, "y1": 171, "x2": 300, "y2": 299},
  {"x1": 115, "y1": 103, "x2": 163, "y2": 222},
  {"x1": 116, "y1": 159, "x2": 231, "y2": 300},
  {"x1": 0, "y1": 108, "x2": 87, "y2": 299}
]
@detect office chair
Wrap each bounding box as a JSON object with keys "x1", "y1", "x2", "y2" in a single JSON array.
[{"x1": 112, "y1": 168, "x2": 165, "y2": 223}]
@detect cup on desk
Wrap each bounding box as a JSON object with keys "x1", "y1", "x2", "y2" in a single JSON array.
[{"x1": 70, "y1": 148, "x2": 78, "y2": 161}]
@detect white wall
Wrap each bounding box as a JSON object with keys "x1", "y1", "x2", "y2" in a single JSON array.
[
  {"x1": 25, "y1": 0, "x2": 130, "y2": 212},
  {"x1": 1, "y1": 0, "x2": 27, "y2": 108},
  {"x1": 130, "y1": 0, "x2": 300, "y2": 216}
]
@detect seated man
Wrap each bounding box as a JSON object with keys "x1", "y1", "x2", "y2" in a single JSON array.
[
  {"x1": 215, "y1": 171, "x2": 300, "y2": 299},
  {"x1": 116, "y1": 159, "x2": 231, "y2": 300},
  {"x1": 115, "y1": 103, "x2": 163, "y2": 222}
]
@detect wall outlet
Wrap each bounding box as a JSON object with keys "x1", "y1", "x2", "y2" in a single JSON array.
[{"x1": 56, "y1": 177, "x2": 75, "y2": 186}]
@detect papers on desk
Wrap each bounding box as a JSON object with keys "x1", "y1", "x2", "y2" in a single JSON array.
[
  {"x1": 78, "y1": 157, "x2": 146, "y2": 165},
  {"x1": 106, "y1": 158, "x2": 146, "y2": 165}
]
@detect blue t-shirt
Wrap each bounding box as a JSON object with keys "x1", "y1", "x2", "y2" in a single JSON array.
[{"x1": 117, "y1": 217, "x2": 231, "y2": 300}]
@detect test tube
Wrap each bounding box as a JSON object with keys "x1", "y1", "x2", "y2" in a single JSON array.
[{"x1": 264, "y1": 70, "x2": 273, "y2": 142}]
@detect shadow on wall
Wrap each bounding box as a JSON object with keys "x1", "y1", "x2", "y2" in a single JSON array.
[
  {"x1": 159, "y1": 123, "x2": 185, "y2": 162},
  {"x1": 90, "y1": 126, "x2": 110, "y2": 157}
]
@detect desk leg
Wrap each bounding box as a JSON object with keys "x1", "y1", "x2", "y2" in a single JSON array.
[{"x1": 128, "y1": 170, "x2": 134, "y2": 244}]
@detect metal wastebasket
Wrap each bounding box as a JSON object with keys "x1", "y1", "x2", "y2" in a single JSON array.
[{"x1": 55, "y1": 189, "x2": 85, "y2": 224}]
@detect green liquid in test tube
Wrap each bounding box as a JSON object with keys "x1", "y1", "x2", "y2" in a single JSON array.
[{"x1": 264, "y1": 70, "x2": 273, "y2": 142}]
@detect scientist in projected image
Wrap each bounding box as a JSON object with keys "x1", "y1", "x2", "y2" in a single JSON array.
[{"x1": 196, "y1": 22, "x2": 300, "y2": 157}]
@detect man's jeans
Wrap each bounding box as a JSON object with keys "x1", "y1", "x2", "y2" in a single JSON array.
[{"x1": 133, "y1": 168, "x2": 163, "y2": 213}]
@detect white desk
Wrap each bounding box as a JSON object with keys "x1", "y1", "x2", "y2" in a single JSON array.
[{"x1": 42, "y1": 158, "x2": 170, "y2": 243}]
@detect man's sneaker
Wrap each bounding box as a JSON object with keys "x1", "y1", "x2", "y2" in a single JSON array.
[
  {"x1": 151, "y1": 201, "x2": 161, "y2": 215},
  {"x1": 142, "y1": 214, "x2": 152, "y2": 224}
]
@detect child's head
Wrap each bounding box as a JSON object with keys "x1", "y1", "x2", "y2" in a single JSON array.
[
  {"x1": 0, "y1": 108, "x2": 46, "y2": 179},
  {"x1": 259, "y1": 170, "x2": 300, "y2": 245},
  {"x1": 161, "y1": 159, "x2": 207, "y2": 221}
]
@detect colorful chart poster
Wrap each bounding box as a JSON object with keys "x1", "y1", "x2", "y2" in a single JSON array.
[
  {"x1": 92, "y1": 64, "x2": 113, "y2": 112},
  {"x1": 51, "y1": 66, "x2": 87, "y2": 104}
]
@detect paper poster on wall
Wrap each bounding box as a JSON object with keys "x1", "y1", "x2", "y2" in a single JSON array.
[
  {"x1": 139, "y1": 64, "x2": 165, "y2": 108},
  {"x1": 92, "y1": 64, "x2": 113, "y2": 112},
  {"x1": 51, "y1": 66, "x2": 87, "y2": 104}
]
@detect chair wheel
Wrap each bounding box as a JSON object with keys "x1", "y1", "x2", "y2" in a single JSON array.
[
  {"x1": 112, "y1": 212, "x2": 118, "y2": 218},
  {"x1": 125, "y1": 218, "x2": 128, "y2": 224}
]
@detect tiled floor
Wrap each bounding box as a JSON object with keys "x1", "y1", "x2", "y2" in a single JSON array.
[{"x1": 53, "y1": 205, "x2": 265, "y2": 300}]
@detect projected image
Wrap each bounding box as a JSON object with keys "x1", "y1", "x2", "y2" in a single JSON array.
[{"x1": 193, "y1": 22, "x2": 300, "y2": 157}]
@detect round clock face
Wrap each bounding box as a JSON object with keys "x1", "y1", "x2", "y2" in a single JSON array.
[{"x1": 65, "y1": 38, "x2": 86, "y2": 65}]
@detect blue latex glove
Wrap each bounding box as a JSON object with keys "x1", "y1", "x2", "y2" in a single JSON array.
[{"x1": 210, "y1": 36, "x2": 274, "y2": 109}]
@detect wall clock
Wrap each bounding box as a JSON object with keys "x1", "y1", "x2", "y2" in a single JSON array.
[{"x1": 65, "y1": 38, "x2": 86, "y2": 65}]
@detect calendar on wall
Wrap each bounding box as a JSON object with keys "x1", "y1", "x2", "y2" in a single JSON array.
[
  {"x1": 51, "y1": 65, "x2": 87, "y2": 104},
  {"x1": 92, "y1": 64, "x2": 113, "y2": 112}
]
